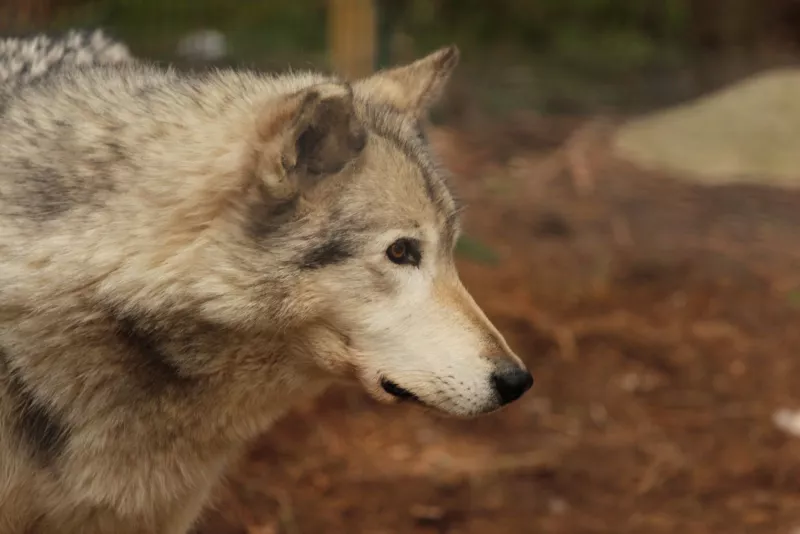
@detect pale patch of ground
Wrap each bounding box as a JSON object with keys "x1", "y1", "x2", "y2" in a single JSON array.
[{"x1": 614, "y1": 68, "x2": 800, "y2": 186}]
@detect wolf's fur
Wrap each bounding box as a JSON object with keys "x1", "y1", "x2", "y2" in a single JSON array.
[
  {"x1": 0, "y1": 29, "x2": 132, "y2": 99},
  {"x1": 0, "y1": 31, "x2": 531, "y2": 534}
]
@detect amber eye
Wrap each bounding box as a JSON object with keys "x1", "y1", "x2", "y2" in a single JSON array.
[
  {"x1": 386, "y1": 238, "x2": 421, "y2": 267},
  {"x1": 389, "y1": 241, "x2": 406, "y2": 260}
]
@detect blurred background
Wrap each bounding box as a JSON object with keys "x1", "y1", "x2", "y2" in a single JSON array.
[{"x1": 4, "y1": 1, "x2": 800, "y2": 532}]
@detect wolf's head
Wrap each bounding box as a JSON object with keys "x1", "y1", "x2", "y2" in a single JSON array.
[
  {"x1": 89, "y1": 47, "x2": 532, "y2": 417},
  {"x1": 0, "y1": 43, "x2": 529, "y2": 419},
  {"x1": 207, "y1": 46, "x2": 532, "y2": 417}
]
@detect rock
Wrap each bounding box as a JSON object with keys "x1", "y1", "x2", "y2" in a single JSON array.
[{"x1": 613, "y1": 68, "x2": 800, "y2": 186}]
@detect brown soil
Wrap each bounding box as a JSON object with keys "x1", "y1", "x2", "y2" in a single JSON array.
[{"x1": 195, "y1": 117, "x2": 800, "y2": 534}]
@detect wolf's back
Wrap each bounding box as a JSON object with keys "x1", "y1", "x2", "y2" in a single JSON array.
[{"x1": 0, "y1": 29, "x2": 133, "y2": 96}]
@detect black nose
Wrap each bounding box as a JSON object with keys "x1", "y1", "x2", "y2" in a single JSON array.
[{"x1": 491, "y1": 366, "x2": 534, "y2": 405}]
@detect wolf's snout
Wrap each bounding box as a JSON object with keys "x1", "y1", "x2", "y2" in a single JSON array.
[{"x1": 491, "y1": 362, "x2": 533, "y2": 406}]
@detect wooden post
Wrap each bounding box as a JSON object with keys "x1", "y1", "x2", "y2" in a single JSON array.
[{"x1": 327, "y1": 0, "x2": 377, "y2": 79}]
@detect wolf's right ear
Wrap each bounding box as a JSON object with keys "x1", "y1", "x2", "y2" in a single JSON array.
[
  {"x1": 250, "y1": 83, "x2": 366, "y2": 199},
  {"x1": 353, "y1": 46, "x2": 459, "y2": 118}
]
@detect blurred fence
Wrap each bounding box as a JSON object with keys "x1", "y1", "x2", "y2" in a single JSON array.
[
  {"x1": 3, "y1": 0, "x2": 800, "y2": 115},
  {"x1": 6, "y1": 1, "x2": 800, "y2": 59}
]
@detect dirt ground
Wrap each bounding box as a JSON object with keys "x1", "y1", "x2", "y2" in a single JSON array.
[{"x1": 195, "y1": 115, "x2": 800, "y2": 534}]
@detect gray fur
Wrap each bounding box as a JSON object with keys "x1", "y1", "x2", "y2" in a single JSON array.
[
  {"x1": 0, "y1": 29, "x2": 132, "y2": 102},
  {"x1": 0, "y1": 34, "x2": 529, "y2": 534},
  {"x1": 1, "y1": 349, "x2": 70, "y2": 466}
]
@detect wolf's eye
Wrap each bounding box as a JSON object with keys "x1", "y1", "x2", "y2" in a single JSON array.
[{"x1": 386, "y1": 238, "x2": 421, "y2": 267}]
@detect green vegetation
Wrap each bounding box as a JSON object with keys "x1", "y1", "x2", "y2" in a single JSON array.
[
  {"x1": 29, "y1": 0, "x2": 794, "y2": 114},
  {"x1": 455, "y1": 235, "x2": 500, "y2": 266},
  {"x1": 44, "y1": 0, "x2": 777, "y2": 67},
  {"x1": 49, "y1": 0, "x2": 328, "y2": 62}
]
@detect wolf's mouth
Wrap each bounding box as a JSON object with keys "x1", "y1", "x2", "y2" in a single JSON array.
[{"x1": 380, "y1": 378, "x2": 420, "y2": 402}]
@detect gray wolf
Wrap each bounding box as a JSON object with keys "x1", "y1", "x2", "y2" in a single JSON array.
[{"x1": 0, "y1": 29, "x2": 533, "y2": 534}]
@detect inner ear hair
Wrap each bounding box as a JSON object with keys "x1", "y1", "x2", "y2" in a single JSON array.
[{"x1": 253, "y1": 82, "x2": 367, "y2": 200}]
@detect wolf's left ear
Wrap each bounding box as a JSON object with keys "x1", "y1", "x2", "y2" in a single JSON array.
[
  {"x1": 252, "y1": 82, "x2": 366, "y2": 199},
  {"x1": 354, "y1": 45, "x2": 459, "y2": 118}
]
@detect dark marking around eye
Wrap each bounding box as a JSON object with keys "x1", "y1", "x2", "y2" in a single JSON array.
[{"x1": 300, "y1": 238, "x2": 353, "y2": 269}]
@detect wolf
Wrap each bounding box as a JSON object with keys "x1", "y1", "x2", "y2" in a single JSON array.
[{"x1": 0, "y1": 28, "x2": 533, "y2": 534}]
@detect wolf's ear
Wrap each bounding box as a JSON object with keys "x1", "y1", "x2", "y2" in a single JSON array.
[
  {"x1": 252, "y1": 82, "x2": 366, "y2": 199},
  {"x1": 354, "y1": 45, "x2": 459, "y2": 118}
]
